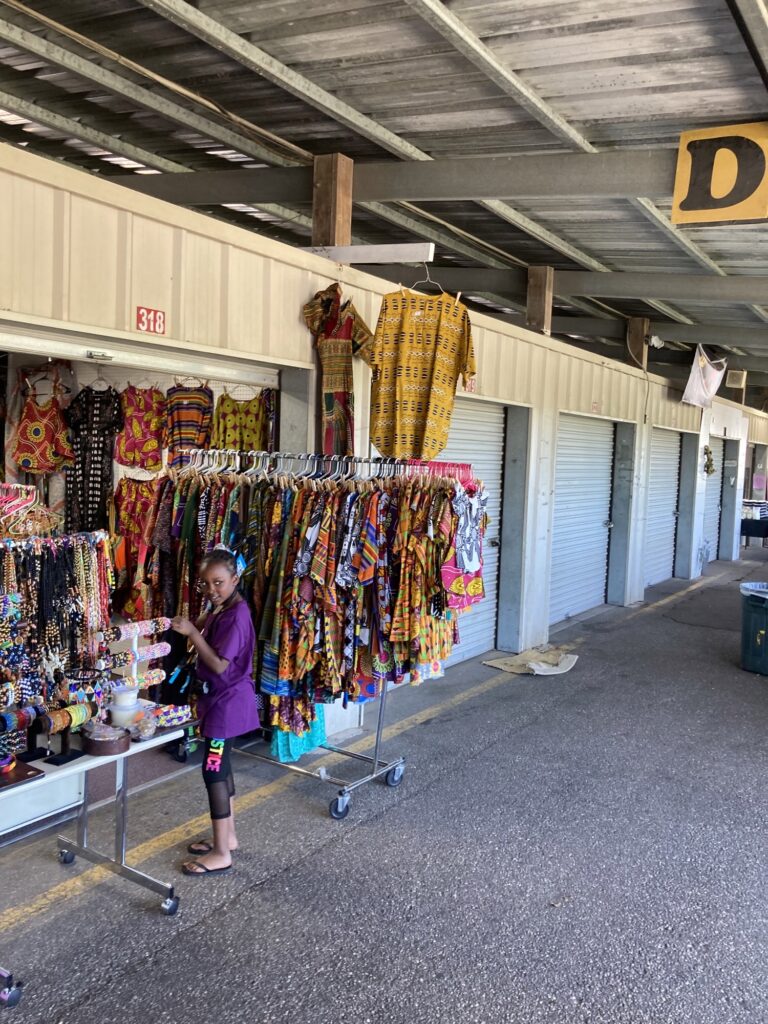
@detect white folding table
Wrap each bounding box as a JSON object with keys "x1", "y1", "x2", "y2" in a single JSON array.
[{"x1": 0, "y1": 727, "x2": 189, "y2": 917}]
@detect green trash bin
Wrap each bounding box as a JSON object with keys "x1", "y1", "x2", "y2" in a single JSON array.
[{"x1": 740, "y1": 582, "x2": 768, "y2": 674}]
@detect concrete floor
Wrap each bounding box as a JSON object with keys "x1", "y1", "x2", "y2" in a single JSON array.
[{"x1": 3, "y1": 554, "x2": 768, "y2": 1024}]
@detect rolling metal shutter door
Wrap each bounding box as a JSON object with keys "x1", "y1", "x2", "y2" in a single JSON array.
[
  {"x1": 549, "y1": 414, "x2": 614, "y2": 625},
  {"x1": 704, "y1": 437, "x2": 725, "y2": 562},
  {"x1": 644, "y1": 429, "x2": 681, "y2": 587},
  {"x1": 441, "y1": 399, "x2": 505, "y2": 665}
]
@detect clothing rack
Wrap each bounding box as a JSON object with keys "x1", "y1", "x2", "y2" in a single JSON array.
[
  {"x1": 183, "y1": 447, "x2": 473, "y2": 483},
  {"x1": 183, "y1": 447, "x2": 474, "y2": 819}
]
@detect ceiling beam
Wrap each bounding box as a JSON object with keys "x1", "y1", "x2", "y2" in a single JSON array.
[
  {"x1": 727, "y1": 0, "x2": 768, "y2": 90},
  {"x1": 554, "y1": 271, "x2": 768, "y2": 303},
  {"x1": 0, "y1": 86, "x2": 320, "y2": 230},
  {"x1": 0, "y1": 14, "x2": 299, "y2": 168},
  {"x1": 358, "y1": 267, "x2": 768, "y2": 305},
  {"x1": 0, "y1": 87, "x2": 191, "y2": 173},
  {"x1": 352, "y1": 263, "x2": 526, "y2": 296},
  {"x1": 401, "y1": 0, "x2": 765, "y2": 325},
  {"x1": 135, "y1": 0, "x2": 689, "y2": 322},
  {"x1": 551, "y1": 316, "x2": 768, "y2": 348},
  {"x1": 114, "y1": 150, "x2": 678, "y2": 204},
  {"x1": 402, "y1": 0, "x2": 595, "y2": 153},
  {"x1": 0, "y1": 7, "x2": 551, "y2": 299},
  {"x1": 629, "y1": 197, "x2": 768, "y2": 323}
]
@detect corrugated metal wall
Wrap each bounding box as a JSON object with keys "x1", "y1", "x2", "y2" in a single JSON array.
[{"x1": 0, "y1": 142, "x2": 744, "y2": 438}]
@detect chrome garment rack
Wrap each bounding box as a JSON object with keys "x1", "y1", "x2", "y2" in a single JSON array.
[{"x1": 182, "y1": 447, "x2": 471, "y2": 818}]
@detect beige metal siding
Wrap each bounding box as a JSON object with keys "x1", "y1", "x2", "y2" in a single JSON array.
[
  {"x1": 748, "y1": 411, "x2": 768, "y2": 444},
  {"x1": 0, "y1": 142, "x2": 724, "y2": 436}
]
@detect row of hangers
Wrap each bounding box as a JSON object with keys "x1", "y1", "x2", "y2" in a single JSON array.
[
  {"x1": 181, "y1": 448, "x2": 474, "y2": 485},
  {"x1": 0, "y1": 482, "x2": 62, "y2": 538},
  {"x1": 183, "y1": 448, "x2": 404, "y2": 482}
]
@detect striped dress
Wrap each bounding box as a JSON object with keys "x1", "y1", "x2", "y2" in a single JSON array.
[{"x1": 163, "y1": 385, "x2": 213, "y2": 467}]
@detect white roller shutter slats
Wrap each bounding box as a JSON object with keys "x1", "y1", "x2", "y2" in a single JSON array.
[
  {"x1": 704, "y1": 437, "x2": 725, "y2": 562},
  {"x1": 441, "y1": 399, "x2": 505, "y2": 664},
  {"x1": 549, "y1": 414, "x2": 615, "y2": 625},
  {"x1": 644, "y1": 429, "x2": 681, "y2": 587}
]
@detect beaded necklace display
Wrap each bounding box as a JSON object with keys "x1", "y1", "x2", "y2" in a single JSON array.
[{"x1": 0, "y1": 531, "x2": 113, "y2": 759}]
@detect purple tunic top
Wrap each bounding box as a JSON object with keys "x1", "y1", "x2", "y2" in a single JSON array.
[{"x1": 196, "y1": 599, "x2": 259, "y2": 739}]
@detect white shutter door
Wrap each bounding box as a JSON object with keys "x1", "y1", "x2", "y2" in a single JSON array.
[
  {"x1": 441, "y1": 399, "x2": 505, "y2": 665},
  {"x1": 644, "y1": 429, "x2": 681, "y2": 587},
  {"x1": 704, "y1": 437, "x2": 725, "y2": 562},
  {"x1": 549, "y1": 414, "x2": 614, "y2": 625}
]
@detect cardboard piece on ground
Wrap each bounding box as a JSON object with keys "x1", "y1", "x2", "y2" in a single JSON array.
[{"x1": 484, "y1": 644, "x2": 578, "y2": 676}]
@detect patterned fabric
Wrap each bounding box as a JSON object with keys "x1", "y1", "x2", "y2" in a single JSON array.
[
  {"x1": 164, "y1": 385, "x2": 213, "y2": 468},
  {"x1": 115, "y1": 385, "x2": 166, "y2": 471},
  {"x1": 358, "y1": 289, "x2": 476, "y2": 459},
  {"x1": 138, "y1": 470, "x2": 486, "y2": 740},
  {"x1": 65, "y1": 386, "x2": 123, "y2": 533},
  {"x1": 210, "y1": 392, "x2": 269, "y2": 452},
  {"x1": 440, "y1": 483, "x2": 488, "y2": 610},
  {"x1": 11, "y1": 392, "x2": 73, "y2": 474},
  {"x1": 304, "y1": 283, "x2": 373, "y2": 456},
  {"x1": 114, "y1": 476, "x2": 157, "y2": 619}
]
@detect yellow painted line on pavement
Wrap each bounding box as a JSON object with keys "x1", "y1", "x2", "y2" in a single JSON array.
[
  {"x1": 624, "y1": 572, "x2": 728, "y2": 622},
  {"x1": 0, "y1": 665, "x2": 527, "y2": 933},
  {"x1": 1, "y1": 569, "x2": 729, "y2": 933}
]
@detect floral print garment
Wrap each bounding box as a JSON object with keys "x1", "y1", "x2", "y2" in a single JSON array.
[{"x1": 115, "y1": 385, "x2": 166, "y2": 471}]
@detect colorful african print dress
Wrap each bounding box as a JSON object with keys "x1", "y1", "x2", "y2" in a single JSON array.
[
  {"x1": 115, "y1": 385, "x2": 166, "y2": 471},
  {"x1": 303, "y1": 283, "x2": 373, "y2": 457},
  {"x1": 163, "y1": 384, "x2": 213, "y2": 468}
]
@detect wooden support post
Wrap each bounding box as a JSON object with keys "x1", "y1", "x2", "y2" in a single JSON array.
[
  {"x1": 526, "y1": 266, "x2": 554, "y2": 335},
  {"x1": 312, "y1": 153, "x2": 354, "y2": 246},
  {"x1": 626, "y1": 317, "x2": 650, "y2": 370}
]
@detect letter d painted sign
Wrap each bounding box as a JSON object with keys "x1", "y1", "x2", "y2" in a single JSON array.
[{"x1": 672, "y1": 121, "x2": 768, "y2": 224}]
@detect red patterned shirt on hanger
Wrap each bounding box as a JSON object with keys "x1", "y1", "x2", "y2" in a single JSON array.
[
  {"x1": 11, "y1": 389, "x2": 73, "y2": 474},
  {"x1": 115, "y1": 385, "x2": 166, "y2": 471}
]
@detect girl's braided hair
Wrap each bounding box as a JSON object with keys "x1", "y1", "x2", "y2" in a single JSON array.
[{"x1": 199, "y1": 548, "x2": 238, "y2": 575}]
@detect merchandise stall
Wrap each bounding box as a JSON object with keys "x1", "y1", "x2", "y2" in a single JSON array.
[{"x1": 0, "y1": 337, "x2": 285, "y2": 839}]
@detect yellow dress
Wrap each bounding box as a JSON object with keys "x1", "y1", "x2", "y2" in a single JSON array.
[
  {"x1": 358, "y1": 289, "x2": 476, "y2": 459},
  {"x1": 210, "y1": 392, "x2": 268, "y2": 451}
]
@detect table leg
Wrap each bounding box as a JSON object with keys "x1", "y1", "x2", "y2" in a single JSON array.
[
  {"x1": 76, "y1": 770, "x2": 89, "y2": 848},
  {"x1": 114, "y1": 758, "x2": 127, "y2": 865}
]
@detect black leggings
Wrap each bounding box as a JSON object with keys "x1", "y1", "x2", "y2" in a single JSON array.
[{"x1": 201, "y1": 737, "x2": 235, "y2": 820}]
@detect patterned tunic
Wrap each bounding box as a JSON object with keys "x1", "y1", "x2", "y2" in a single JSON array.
[
  {"x1": 115, "y1": 385, "x2": 166, "y2": 471},
  {"x1": 163, "y1": 385, "x2": 213, "y2": 468},
  {"x1": 210, "y1": 392, "x2": 269, "y2": 452},
  {"x1": 12, "y1": 391, "x2": 73, "y2": 474},
  {"x1": 359, "y1": 289, "x2": 476, "y2": 459},
  {"x1": 303, "y1": 283, "x2": 373, "y2": 457},
  {"x1": 65, "y1": 385, "x2": 123, "y2": 533}
]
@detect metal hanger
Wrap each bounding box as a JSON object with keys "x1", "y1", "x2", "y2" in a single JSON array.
[
  {"x1": 89, "y1": 364, "x2": 111, "y2": 391},
  {"x1": 409, "y1": 262, "x2": 444, "y2": 293}
]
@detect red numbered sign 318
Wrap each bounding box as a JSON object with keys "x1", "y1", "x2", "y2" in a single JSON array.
[{"x1": 136, "y1": 305, "x2": 166, "y2": 335}]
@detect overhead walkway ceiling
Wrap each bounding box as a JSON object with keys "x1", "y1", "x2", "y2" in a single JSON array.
[{"x1": 0, "y1": 0, "x2": 767, "y2": 402}]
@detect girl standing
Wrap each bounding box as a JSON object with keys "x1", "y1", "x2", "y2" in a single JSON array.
[{"x1": 171, "y1": 549, "x2": 259, "y2": 876}]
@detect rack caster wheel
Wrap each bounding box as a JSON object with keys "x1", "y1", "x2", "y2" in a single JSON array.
[
  {"x1": 329, "y1": 796, "x2": 350, "y2": 820},
  {"x1": 385, "y1": 765, "x2": 405, "y2": 788},
  {"x1": 161, "y1": 896, "x2": 179, "y2": 917},
  {"x1": 58, "y1": 849, "x2": 76, "y2": 865}
]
